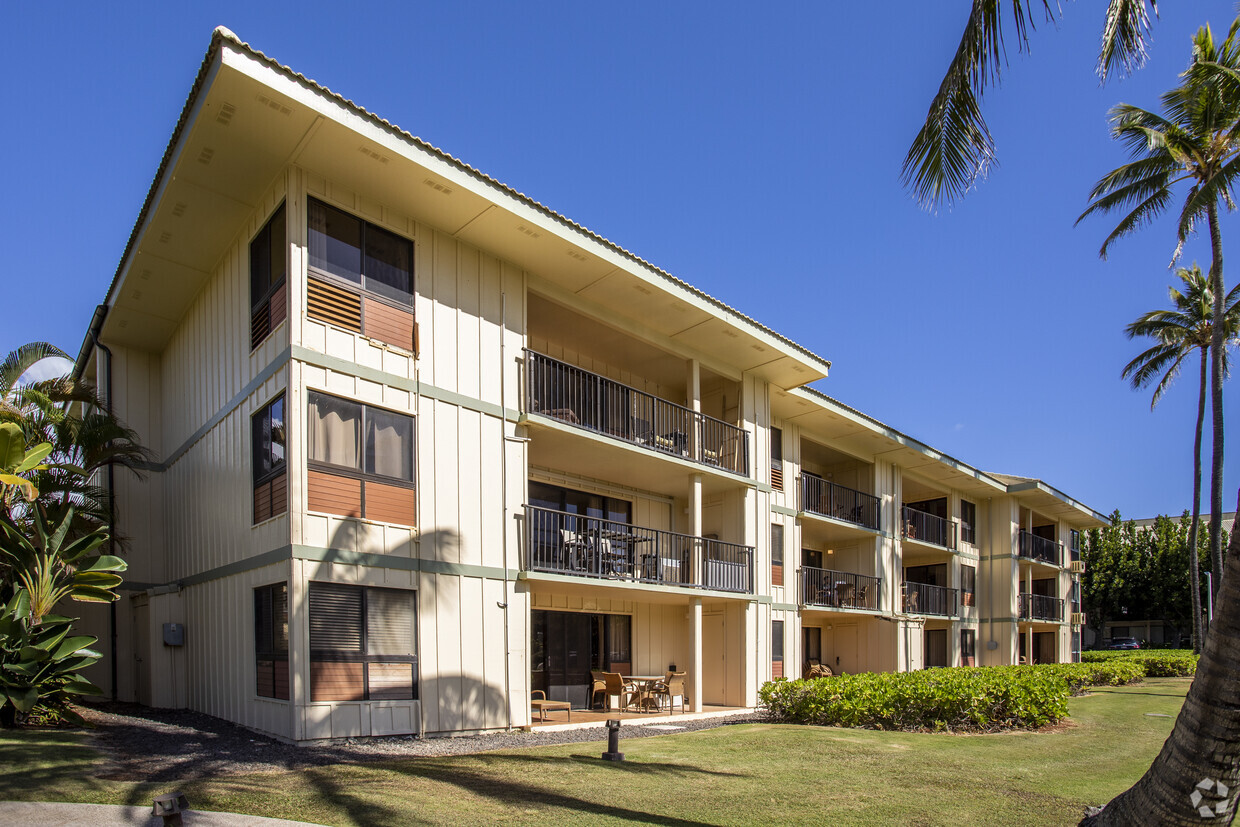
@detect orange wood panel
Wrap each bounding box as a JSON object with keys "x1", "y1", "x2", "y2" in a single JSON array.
[
  {"x1": 363, "y1": 297, "x2": 415, "y2": 351},
  {"x1": 307, "y1": 470, "x2": 362, "y2": 518},
  {"x1": 364, "y1": 480, "x2": 416, "y2": 526},
  {"x1": 310, "y1": 661, "x2": 364, "y2": 702}
]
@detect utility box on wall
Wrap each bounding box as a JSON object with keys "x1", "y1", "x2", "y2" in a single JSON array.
[{"x1": 162, "y1": 622, "x2": 185, "y2": 647}]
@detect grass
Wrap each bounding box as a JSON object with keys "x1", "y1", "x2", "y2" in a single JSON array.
[{"x1": 0, "y1": 678, "x2": 1189, "y2": 826}]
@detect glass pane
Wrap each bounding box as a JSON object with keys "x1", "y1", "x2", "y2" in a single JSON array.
[
  {"x1": 366, "y1": 407, "x2": 413, "y2": 480},
  {"x1": 367, "y1": 589, "x2": 416, "y2": 656},
  {"x1": 606, "y1": 498, "x2": 631, "y2": 525},
  {"x1": 250, "y1": 222, "x2": 271, "y2": 308},
  {"x1": 364, "y1": 224, "x2": 413, "y2": 303},
  {"x1": 308, "y1": 393, "x2": 361, "y2": 469},
  {"x1": 270, "y1": 396, "x2": 285, "y2": 468},
  {"x1": 367, "y1": 663, "x2": 414, "y2": 700},
  {"x1": 268, "y1": 204, "x2": 286, "y2": 286},
  {"x1": 308, "y1": 200, "x2": 362, "y2": 284},
  {"x1": 772, "y1": 620, "x2": 784, "y2": 660},
  {"x1": 252, "y1": 406, "x2": 270, "y2": 481}
]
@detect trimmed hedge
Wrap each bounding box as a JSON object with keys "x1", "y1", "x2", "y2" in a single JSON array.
[
  {"x1": 759, "y1": 661, "x2": 1149, "y2": 732},
  {"x1": 1082, "y1": 649, "x2": 1198, "y2": 677},
  {"x1": 759, "y1": 666, "x2": 1069, "y2": 732}
]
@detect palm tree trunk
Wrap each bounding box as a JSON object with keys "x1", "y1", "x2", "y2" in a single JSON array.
[
  {"x1": 1188, "y1": 350, "x2": 1207, "y2": 654},
  {"x1": 1081, "y1": 502, "x2": 1240, "y2": 826},
  {"x1": 1205, "y1": 200, "x2": 1224, "y2": 599}
]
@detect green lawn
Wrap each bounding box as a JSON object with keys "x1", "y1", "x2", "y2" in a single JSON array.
[{"x1": 0, "y1": 678, "x2": 1189, "y2": 826}]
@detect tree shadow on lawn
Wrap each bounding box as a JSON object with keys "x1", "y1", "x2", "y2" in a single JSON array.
[
  {"x1": 0, "y1": 735, "x2": 114, "y2": 801},
  {"x1": 1084, "y1": 688, "x2": 1188, "y2": 698}
]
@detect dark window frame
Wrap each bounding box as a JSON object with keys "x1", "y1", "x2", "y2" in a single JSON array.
[
  {"x1": 960, "y1": 563, "x2": 976, "y2": 605},
  {"x1": 252, "y1": 393, "x2": 287, "y2": 487},
  {"x1": 309, "y1": 582, "x2": 419, "y2": 702},
  {"x1": 960, "y1": 628, "x2": 976, "y2": 665},
  {"x1": 307, "y1": 391, "x2": 416, "y2": 488},
  {"x1": 254, "y1": 582, "x2": 289, "y2": 700},
  {"x1": 251, "y1": 203, "x2": 287, "y2": 312},
  {"x1": 772, "y1": 619, "x2": 784, "y2": 662},
  {"x1": 307, "y1": 198, "x2": 414, "y2": 307},
  {"x1": 960, "y1": 499, "x2": 977, "y2": 544},
  {"x1": 771, "y1": 524, "x2": 784, "y2": 567}
]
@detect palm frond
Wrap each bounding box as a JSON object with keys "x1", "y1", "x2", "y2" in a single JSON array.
[{"x1": 1098, "y1": 0, "x2": 1158, "y2": 80}]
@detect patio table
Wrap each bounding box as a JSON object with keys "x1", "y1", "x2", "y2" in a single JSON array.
[{"x1": 624, "y1": 675, "x2": 666, "y2": 712}]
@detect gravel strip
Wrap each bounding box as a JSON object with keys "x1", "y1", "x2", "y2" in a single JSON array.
[{"x1": 76, "y1": 703, "x2": 761, "y2": 782}]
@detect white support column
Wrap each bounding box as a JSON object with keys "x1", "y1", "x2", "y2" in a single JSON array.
[
  {"x1": 743, "y1": 600, "x2": 757, "y2": 707},
  {"x1": 687, "y1": 358, "x2": 701, "y2": 459},
  {"x1": 690, "y1": 473, "x2": 703, "y2": 585},
  {"x1": 690, "y1": 597, "x2": 703, "y2": 712}
]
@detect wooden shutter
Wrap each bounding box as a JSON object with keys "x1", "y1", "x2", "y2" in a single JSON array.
[{"x1": 308, "y1": 277, "x2": 362, "y2": 332}]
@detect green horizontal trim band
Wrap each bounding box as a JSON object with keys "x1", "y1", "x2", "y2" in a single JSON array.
[
  {"x1": 292, "y1": 345, "x2": 521, "y2": 422},
  {"x1": 770, "y1": 505, "x2": 798, "y2": 517},
  {"x1": 293, "y1": 545, "x2": 519, "y2": 580},
  {"x1": 148, "y1": 347, "x2": 292, "y2": 472},
  {"x1": 771, "y1": 602, "x2": 799, "y2": 612}
]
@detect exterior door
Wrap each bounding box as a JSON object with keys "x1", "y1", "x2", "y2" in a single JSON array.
[
  {"x1": 702, "y1": 614, "x2": 727, "y2": 705},
  {"x1": 132, "y1": 596, "x2": 151, "y2": 706},
  {"x1": 832, "y1": 624, "x2": 858, "y2": 674}
]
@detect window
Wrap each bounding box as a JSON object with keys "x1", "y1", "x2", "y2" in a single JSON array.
[
  {"x1": 960, "y1": 564, "x2": 976, "y2": 607},
  {"x1": 308, "y1": 199, "x2": 413, "y2": 304},
  {"x1": 960, "y1": 629, "x2": 976, "y2": 667},
  {"x1": 251, "y1": 394, "x2": 287, "y2": 523},
  {"x1": 254, "y1": 583, "x2": 289, "y2": 699},
  {"x1": 250, "y1": 204, "x2": 287, "y2": 349},
  {"x1": 1070, "y1": 529, "x2": 1081, "y2": 562},
  {"x1": 924, "y1": 629, "x2": 948, "y2": 668},
  {"x1": 307, "y1": 392, "x2": 416, "y2": 524},
  {"x1": 771, "y1": 524, "x2": 784, "y2": 587},
  {"x1": 309, "y1": 583, "x2": 417, "y2": 702},
  {"x1": 770, "y1": 427, "x2": 784, "y2": 491},
  {"x1": 960, "y1": 499, "x2": 976, "y2": 545},
  {"x1": 772, "y1": 619, "x2": 784, "y2": 678}
]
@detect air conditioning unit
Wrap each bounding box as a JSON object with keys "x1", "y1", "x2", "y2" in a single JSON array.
[
  {"x1": 1069, "y1": 560, "x2": 1086, "y2": 574},
  {"x1": 1070, "y1": 612, "x2": 1086, "y2": 626}
]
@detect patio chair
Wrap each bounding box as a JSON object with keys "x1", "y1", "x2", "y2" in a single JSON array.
[
  {"x1": 590, "y1": 670, "x2": 607, "y2": 710},
  {"x1": 602, "y1": 671, "x2": 637, "y2": 712},
  {"x1": 649, "y1": 675, "x2": 686, "y2": 715},
  {"x1": 855, "y1": 584, "x2": 869, "y2": 609}
]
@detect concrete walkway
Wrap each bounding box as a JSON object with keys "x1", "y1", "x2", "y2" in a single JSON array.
[{"x1": 0, "y1": 801, "x2": 327, "y2": 826}]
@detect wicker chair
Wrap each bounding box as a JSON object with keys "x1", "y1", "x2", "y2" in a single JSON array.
[
  {"x1": 650, "y1": 674, "x2": 686, "y2": 714},
  {"x1": 602, "y1": 671, "x2": 637, "y2": 712},
  {"x1": 589, "y1": 670, "x2": 608, "y2": 709}
]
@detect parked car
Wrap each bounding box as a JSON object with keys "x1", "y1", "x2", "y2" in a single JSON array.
[{"x1": 1107, "y1": 637, "x2": 1141, "y2": 650}]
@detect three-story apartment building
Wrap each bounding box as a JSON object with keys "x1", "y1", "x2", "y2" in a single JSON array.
[{"x1": 71, "y1": 29, "x2": 1105, "y2": 742}]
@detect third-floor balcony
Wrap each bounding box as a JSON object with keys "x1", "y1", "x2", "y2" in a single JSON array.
[
  {"x1": 800, "y1": 475, "x2": 881, "y2": 531},
  {"x1": 524, "y1": 505, "x2": 754, "y2": 594},
  {"x1": 901, "y1": 581, "x2": 958, "y2": 617},
  {"x1": 901, "y1": 506, "x2": 957, "y2": 550},
  {"x1": 1019, "y1": 530, "x2": 1063, "y2": 567},
  {"x1": 524, "y1": 350, "x2": 750, "y2": 477},
  {"x1": 1019, "y1": 593, "x2": 1065, "y2": 622}
]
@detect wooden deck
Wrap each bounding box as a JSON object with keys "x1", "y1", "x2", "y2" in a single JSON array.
[{"x1": 525, "y1": 704, "x2": 748, "y2": 730}]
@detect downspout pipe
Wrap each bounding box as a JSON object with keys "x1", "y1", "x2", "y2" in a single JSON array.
[{"x1": 86, "y1": 304, "x2": 119, "y2": 701}]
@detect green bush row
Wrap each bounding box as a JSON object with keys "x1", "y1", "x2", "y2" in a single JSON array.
[
  {"x1": 759, "y1": 666, "x2": 1070, "y2": 732},
  {"x1": 1037, "y1": 660, "x2": 1146, "y2": 694},
  {"x1": 1081, "y1": 649, "x2": 1199, "y2": 677}
]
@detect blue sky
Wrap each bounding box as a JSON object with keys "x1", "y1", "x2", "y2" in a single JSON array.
[{"x1": 2, "y1": 2, "x2": 1237, "y2": 519}]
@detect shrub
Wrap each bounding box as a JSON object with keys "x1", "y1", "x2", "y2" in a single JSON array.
[
  {"x1": 759, "y1": 666, "x2": 1070, "y2": 732},
  {"x1": 1038, "y1": 661, "x2": 1145, "y2": 694},
  {"x1": 1081, "y1": 649, "x2": 1199, "y2": 677}
]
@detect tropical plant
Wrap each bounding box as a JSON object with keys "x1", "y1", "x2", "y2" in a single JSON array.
[
  {"x1": 1121, "y1": 266, "x2": 1240, "y2": 651},
  {"x1": 902, "y1": 0, "x2": 1159, "y2": 209},
  {"x1": 1077, "y1": 21, "x2": 1240, "y2": 608},
  {"x1": 0, "y1": 507, "x2": 124, "y2": 725},
  {"x1": 0, "y1": 423, "x2": 51, "y2": 504}
]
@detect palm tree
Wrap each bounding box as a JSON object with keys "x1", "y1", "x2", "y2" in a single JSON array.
[
  {"x1": 1077, "y1": 20, "x2": 1240, "y2": 607},
  {"x1": 902, "y1": 0, "x2": 1158, "y2": 209},
  {"x1": 1121, "y1": 265, "x2": 1239, "y2": 654}
]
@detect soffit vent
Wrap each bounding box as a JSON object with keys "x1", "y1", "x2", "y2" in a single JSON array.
[
  {"x1": 171, "y1": 202, "x2": 187, "y2": 218},
  {"x1": 139, "y1": 269, "x2": 152, "y2": 280},
  {"x1": 159, "y1": 231, "x2": 172, "y2": 244},
  {"x1": 565, "y1": 249, "x2": 587, "y2": 262},
  {"x1": 216, "y1": 103, "x2": 236, "y2": 126},
  {"x1": 358, "y1": 145, "x2": 390, "y2": 164},
  {"x1": 422, "y1": 178, "x2": 454, "y2": 195},
  {"x1": 130, "y1": 290, "x2": 143, "y2": 300},
  {"x1": 198, "y1": 147, "x2": 215, "y2": 166},
  {"x1": 516, "y1": 225, "x2": 541, "y2": 240},
  {"x1": 255, "y1": 93, "x2": 293, "y2": 117},
  {"x1": 632, "y1": 283, "x2": 651, "y2": 295}
]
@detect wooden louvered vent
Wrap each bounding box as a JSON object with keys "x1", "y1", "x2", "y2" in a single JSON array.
[
  {"x1": 770, "y1": 465, "x2": 784, "y2": 491},
  {"x1": 308, "y1": 277, "x2": 362, "y2": 332}
]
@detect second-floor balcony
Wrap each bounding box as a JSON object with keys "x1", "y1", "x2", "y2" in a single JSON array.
[
  {"x1": 901, "y1": 507, "x2": 957, "y2": 550},
  {"x1": 800, "y1": 475, "x2": 881, "y2": 531},
  {"x1": 524, "y1": 505, "x2": 754, "y2": 594},
  {"x1": 1019, "y1": 530, "x2": 1063, "y2": 567},
  {"x1": 901, "y1": 581, "x2": 958, "y2": 617},
  {"x1": 800, "y1": 566, "x2": 881, "y2": 611},
  {"x1": 1020, "y1": 593, "x2": 1065, "y2": 622},
  {"x1": 524, "y1": 350, "x2": 750, "y2": 476}
]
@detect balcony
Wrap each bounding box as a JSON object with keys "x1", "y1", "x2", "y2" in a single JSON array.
[
  {"x1": 524, "y1": 505, "x2": 754, "y2": 594},
  {"x1": 800, "y1": 475, "x2": 881, "y2": 531},
  {"x1": 901, "y1": 507, "x2": 957, "y2": 550},
  {"x1": 1018, "y1": 531, "x2": 1063, "y2": 567},
  {"x1": 524, "y1": 351, "x2": 750, "y2": 476},
  {"x1": 800, "y1": 566, "x2": 881, "y2": 611},
  {"x1": 1019, "y1": 593, "x2": 1065, "y2": 622},
  {"x1": 901, "y1": 581, "x2": 958, "y2": 617}
]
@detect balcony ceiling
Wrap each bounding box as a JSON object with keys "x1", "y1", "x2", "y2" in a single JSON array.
[{"x1": 100, "y1": 38, "x2": 831, "y2": 393}]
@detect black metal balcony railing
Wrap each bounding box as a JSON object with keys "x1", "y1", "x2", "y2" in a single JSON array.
[
  {"x1": 800, "y1": 566, "x2": 881, "y2": 611},
  {"x1": 524, "y1": 351, "x2": 750, "y2": 476},
  {"x1": 901, "y1": 507, "x2": 957, "y2": 550},
  {"x1": 1019, "y1": 593, "x2": 1065, "y2": 622},
  {"x1": 524, "y1": 505, "x2": 754, "y2": 594},
  {"x1": 901, "y1": 581, "x2": 959, "y2": 617},
  {"x1": 1019, "y1": 530, "x2": 1063, "y2": 566},
  {"x1": 800, "y1": 475, "x2": 881, "y2": 531}
]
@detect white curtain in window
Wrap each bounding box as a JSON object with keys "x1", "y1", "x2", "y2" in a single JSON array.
[
  {"x1": 309, "y1": 394, "x2": 360, "y2": 468},
  {"x1": 368, "y1": 409, "x2": 412, "y2": 480}
]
